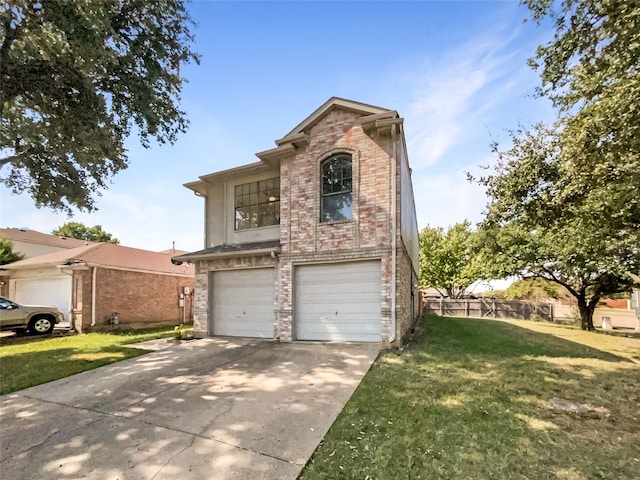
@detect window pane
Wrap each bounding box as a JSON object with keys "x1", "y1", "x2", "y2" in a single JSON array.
[
  {"x1": 321, "y1": 154, "x2": 353, "y2": 221},
  {"x1": 321, "y1": 193, "x2": 352, "y2": 222},
  {"x1": 234, "y1": 177, "x2": 281, "y2": 230},
  {"x1": 235, "y1": 208, "x2": 249, "y2": 229}
]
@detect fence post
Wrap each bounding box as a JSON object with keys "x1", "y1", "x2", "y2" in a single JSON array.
[
  {"x1": 492, "y1": 301, "x2": 496, "y2": 318},
  {"x1": 439, "y1": 298, "x2": 444, "y2": 316}
]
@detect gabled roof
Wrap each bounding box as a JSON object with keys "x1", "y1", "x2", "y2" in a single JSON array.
[
  {"x1": 256, "y1": 97, "x2": 400, "y2": 163},
  {"x1": 281, "y1": 97, "x2": 393, "y2": 139},
  {"x1": 185, "y1": 97, "x2": 401, "y2": 192},
  {"x1": 0, "y1": 228, "x2": 91, "y2": 249},
  {"x1": 2, "y1": 242, "x2": 194, "y2": 275}
]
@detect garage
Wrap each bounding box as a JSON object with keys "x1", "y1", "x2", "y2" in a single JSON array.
[
  {"x1": 295, "y1": 260, "x2": 382, "y2": 342},
  {"x1": 210, "y1": 268, "x2": 276, "y2": 338},
  {"x1": 11, "y1": 275, "x2": 72, "y2": 321}
]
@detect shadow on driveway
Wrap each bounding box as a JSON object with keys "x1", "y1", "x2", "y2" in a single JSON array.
[{"x1": 0, "y1": 338, "x2": 379, "y2": 479}]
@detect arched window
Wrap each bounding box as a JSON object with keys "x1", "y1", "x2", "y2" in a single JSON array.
[{"x1": 320, "y1": 153, "x2": 352, "y2": 222}]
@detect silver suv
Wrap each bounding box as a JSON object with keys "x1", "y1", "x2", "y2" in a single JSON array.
[{"x1": 0, "y1": 296, "x2": 63, "y2": 335}]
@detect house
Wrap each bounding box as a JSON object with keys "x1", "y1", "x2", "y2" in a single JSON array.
[
  {"x1": 0, "y1": 228, "x2": 92, "y2": 298},
  {"x1": 2, "y1": 243, "x2": 194, "y2": 332},
  {"x1": 173, "y1": 97, "x2": 419, "y2": 345},
  {"x1": 0, "y1": 227, "x2": 90, "y2": 258}
]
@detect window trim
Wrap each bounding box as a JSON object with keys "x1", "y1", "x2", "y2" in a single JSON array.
[
  {"x1": 320, "y1": 153, "x2": 353, "y2": 223},
  {"x1": 233, "y1": 177, "x2": 281, "y2": 230}
]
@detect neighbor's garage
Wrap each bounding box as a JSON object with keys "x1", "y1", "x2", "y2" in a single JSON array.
[
  {"x1": 9, "y1": 269, "x2": 72, "y2": 321},
  {"x1": 210, "y1": 268, "x2": 276, "y2": 338},
  {"x1": 295, "y1": 260, "x2": 382, "y2": 342}
]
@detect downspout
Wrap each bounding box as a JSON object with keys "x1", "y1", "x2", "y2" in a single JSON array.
[
  {"x1": 389, "y1": 123, "x2": 398, "y2": 343},
  {"x1": 91, "y1": 266, "x2": 98, "y2": 326}
]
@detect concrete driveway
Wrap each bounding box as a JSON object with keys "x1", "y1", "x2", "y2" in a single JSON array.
[{"x1": 0, "y1": 338, "x2": 379, "y2": 479}]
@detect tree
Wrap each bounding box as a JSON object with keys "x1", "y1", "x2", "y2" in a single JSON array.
[
  {"x1": 0, "y1": 237, "x2": 24, "y2": 265},
  {"x1": 418, "y1": 221, "x2": 484, "y2": 298},
  {"x1": 1, "y1": 1, "x2": 199, "y2": 213},
  {"x1": 52, "y1": 222, "x2": 119, "y2": 244},
  {"x1": 504, "y1": 278, "x2": 564, "y2": 303},
  {"x1": 474, "y1": 124, "x2": 639, "y2": 330},
  {"x1": 474, "y1": 0, "x2": 640, "y2": 330},
  {"x1": 524, "y1": 0, "x2": 640, "y2": 263}
]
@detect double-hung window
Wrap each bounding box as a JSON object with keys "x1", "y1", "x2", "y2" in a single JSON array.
[
  {"x1": 234, "y1": 177, "x2": 280, "y2": 230},
  {"x1": 321, "y1": 153, "x2": 352, "y2": 222}
]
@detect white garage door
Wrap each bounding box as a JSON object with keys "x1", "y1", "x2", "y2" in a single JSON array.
[
  {"x1": 12, "y1": 276, "x2": 72, "y2": 321},
  {"x1": 295, "y1": 261, "x2": 382, "y2": 342},
  {"x1": 211, "y1": 268, "x2": 275, "y2": 338}
]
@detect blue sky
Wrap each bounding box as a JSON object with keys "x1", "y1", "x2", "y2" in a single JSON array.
[{"x1": 0, "y1": 0, "x2": 556, "y2": 252}]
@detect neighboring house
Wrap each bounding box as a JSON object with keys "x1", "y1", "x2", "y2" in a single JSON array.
[
  {"x1": 0, "y1": 227, "x2": 90, "y2": 258},
  {"x1": 0, "y1": 228, "x2": 92, "y2": 298},
  {"x1": 2, "y1": 243, "x2": 194, "y2": 332},
  {"x1": 173, "y1": 97, "x2": 419, "y2": 345}
]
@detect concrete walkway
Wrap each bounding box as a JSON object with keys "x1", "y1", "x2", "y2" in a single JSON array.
[{"x1": 0, "y1": 338, "x2": 379, "y2": 479}]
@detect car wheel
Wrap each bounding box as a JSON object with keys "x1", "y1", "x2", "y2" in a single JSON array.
[{"x1": 28, "y1": 316, "x2": 55, "y2": 335}]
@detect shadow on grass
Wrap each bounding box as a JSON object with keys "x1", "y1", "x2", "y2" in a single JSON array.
[
  {"x1": 0, "y1": 346, "x2": 149, "y2": 395},
  {"x1": 301, "y1": 314, "x2": 640, "y2": 480},
  {"x1": 421, "y1": 314, "x2": 633, "y2": 363}
]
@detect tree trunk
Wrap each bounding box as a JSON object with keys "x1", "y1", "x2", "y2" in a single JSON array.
[{"x1": 576, "y1": 296, "x2": 596, "y2": 331}]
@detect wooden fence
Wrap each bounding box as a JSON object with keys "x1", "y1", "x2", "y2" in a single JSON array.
[{"x1": 423, "y1": 298, "x2": 554, "y2": 322}]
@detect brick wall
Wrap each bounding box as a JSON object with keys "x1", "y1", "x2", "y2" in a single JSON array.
[
  {"x1": 395, "y1": 241, "x2": 419, "y2": 345},
  {"x1": 277, "y1": 108, "x2": 399, "y2": 343},
  {"x1": 73, "y1": 267, "x2": 194, "y2": 332},
  {"x1": 280, "y1": 110, "x2": 392, "y2": 256}
]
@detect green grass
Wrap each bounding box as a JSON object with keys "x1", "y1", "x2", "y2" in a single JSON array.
[
  {"x1": 301, "y1": 315, "x2": 640, "y2": 480},
  {"x1": 0, "y1": 324, "x2": 190, "y2": 395}
]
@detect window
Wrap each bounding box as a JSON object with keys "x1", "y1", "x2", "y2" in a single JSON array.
[
  {"x1": 321, "y1": 153, "x2": 352, "y2": 222},
  {"x1": 234, "y1": 177, "x2": 280, "y2": 230}
]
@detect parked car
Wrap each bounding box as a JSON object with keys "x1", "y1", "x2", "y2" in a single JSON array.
[{"x1": 0, "y1": 296, "x2": 63, "y2": 335}]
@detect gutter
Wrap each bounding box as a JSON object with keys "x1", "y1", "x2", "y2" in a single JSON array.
[
  {"x1": 173, "y1": 247, "x2": 280, "y2": 263},
  {"x1": 389, "y1": 123, "x2": 398, "y2": 343}
]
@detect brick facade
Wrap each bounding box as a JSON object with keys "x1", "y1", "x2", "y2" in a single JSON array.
[
  {"x1": 187, "y1": 99, "x2": 419, "y2": 346},
  {"x1": 72, "y1": 267, "x2": 194, "y2": 333}
]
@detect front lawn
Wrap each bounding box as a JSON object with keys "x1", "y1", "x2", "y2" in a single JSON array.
[
  {"x1": 301, "y1": 315, "x2": 640, "y2": 480},
  {"x1": 0, "y1": 325, "x2": 188, "y2": 395}
]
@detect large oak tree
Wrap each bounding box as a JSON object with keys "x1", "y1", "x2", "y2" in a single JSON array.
[
  {"x1": 473, "y1": 1, "x2": 640, "y2": 330},
  {"x1": 0, "y1": 0, "x2": 199, "y2": 213},
  {"x1": 475, "y1": 124, "x2": 638, "y2": 331}
]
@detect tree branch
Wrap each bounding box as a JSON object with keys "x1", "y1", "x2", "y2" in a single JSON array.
[
  {"x1": 0, "y1": 153, "x2": 22, "y2": 169},
  {"x1": 537, "y1": 266, "x2": 581, "y2": 299}
]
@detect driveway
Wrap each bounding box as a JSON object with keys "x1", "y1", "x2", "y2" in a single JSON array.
[{"x1": 0, "y1": 338, "x2": 379, "y2": 479}]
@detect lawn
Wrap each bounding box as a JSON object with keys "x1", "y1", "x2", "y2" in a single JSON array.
[
  {"x1": 301, "y1": 315, "x2": 640, "y2": 480},
  {"x1": 0, "y1": 325, "x2": 189, "y2": 395}
]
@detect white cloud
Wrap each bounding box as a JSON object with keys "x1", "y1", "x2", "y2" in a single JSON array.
[
  {"x1": 400, "y1": 21, "x2": 534, "y2": 170},
  {"x1": 412, "y1": 166, "x2": 489, "y2": 231}
]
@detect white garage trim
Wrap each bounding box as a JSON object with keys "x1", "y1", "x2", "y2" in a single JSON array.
[
  {"x1": 210, "y1": 268, "x2": 276, "y2": 338},
  {"x1": 295, "y1": 260, "x2": 382, "y2": 342},
  {"x1": 10, "y1": 275, "x2": 72, "y2": 321}
]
